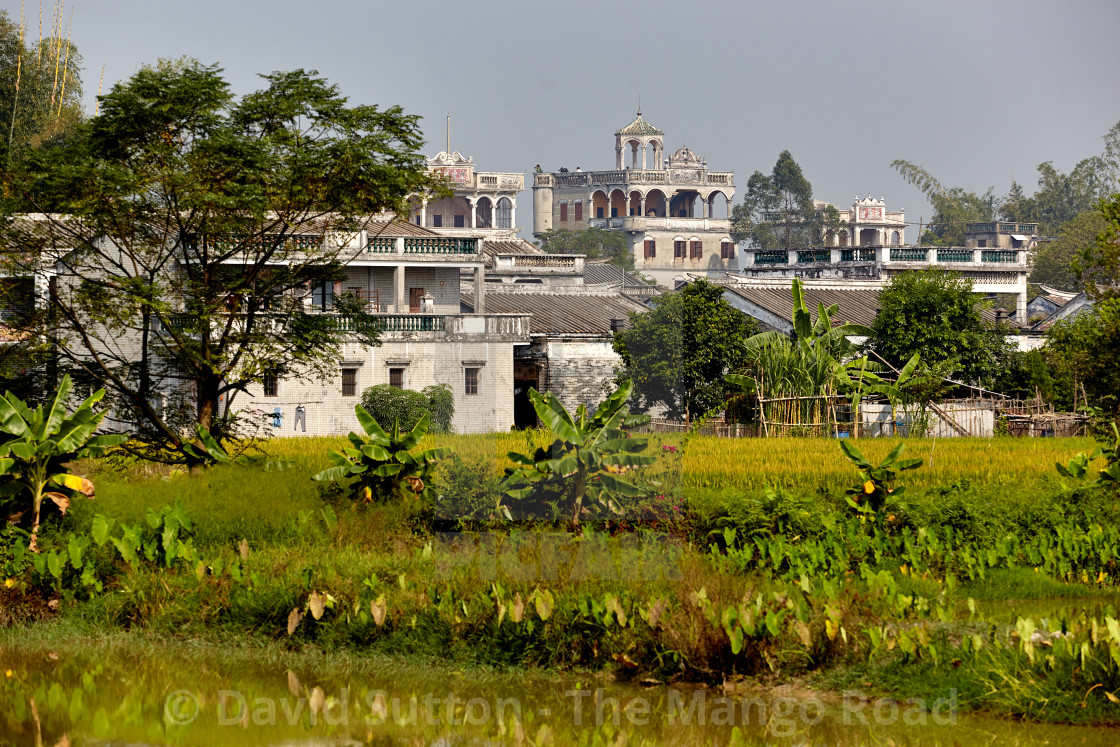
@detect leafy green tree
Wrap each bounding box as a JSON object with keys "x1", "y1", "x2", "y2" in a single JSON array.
[
  {"x1": 732, "y1": 151, "x2": 816, "y2": 249},
  {"x1": 1044, "y1": 298, "x2": 1120, "y2": 415},
  {"x1": 1029, "y1": 210, "x2": 1109, "y2": 292},
  {"x1": 1001, "y1": 159, "x2": 1112, "y2": 234},
  {"x1": 0, "y1": 9, "x2": 84, "y2": 165},
  {"x1": 613, "y1": 279, "x2": 757, "y2": 421},
  {"x1": 869, "y1": 268, "x2": 1013, "y2": 387},
  {"x1": 500, "y1": 380, "x2": 653, "y2": 525},
  {"x1": 0, "y1": 60, "x2": 435, "y2": 463},
  {"x1": 1075, "y1": 192, "x2": 1120, "y2": 299},
  {"x1": 537, "y1": 228, "x2": 632, "y2": 270},
  {"x1": 360, "y1": 385, "x2": 431, "y2": 434},
  {"x1": 891, "y1": 160, "x2": 997, "y2": 246},
  {"x1": 422, "y1": 384, "x2": 454, "y2": 434}
]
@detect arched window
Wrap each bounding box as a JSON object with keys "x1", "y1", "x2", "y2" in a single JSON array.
[
  {"x1": 891, "y1": 230, "x2": 901, "y2": 247},
  {"x1": 839, "y1": 229, "x2": 848, "y2": 247},
  {"x1": 496, "y1": 198, "x2": 513, "y2": 229}
]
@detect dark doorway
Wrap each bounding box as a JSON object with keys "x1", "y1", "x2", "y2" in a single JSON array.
[
  {"x1": 409, "y1": 288, "x2": 424, "y2": 313},
  {"x1": 513, "y1": 362, "x2": 540, "y2": 428}
]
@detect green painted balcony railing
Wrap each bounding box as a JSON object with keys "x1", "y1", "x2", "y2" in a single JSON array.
[
  {"x1": 403, "y1": 237, "x2": 476, "y2": 254},
  {"x1": 334, "y1": 315, "x2": 445, "y2": 332},
  {"x1": 937, "y1": 249, "x2": 972, "y2": 262},
  {"x1": 798, "y1": 250, "x2": 830, "y2": 264},
  {"x1": 754, "y1": 251, "x2": 788, "y2": 265},
  {"x1": 982, "y1": 250, "x2": 1018, "y2": 263},
  {"x1": 890, "y1": 248, "x2": 928, "y2": 262},
  {"x1": 366, "y1": 237, "x2": 396, "y2": 253},
  {"x1": 840, "y1": 248, "x2": 876, "y2": 262}
]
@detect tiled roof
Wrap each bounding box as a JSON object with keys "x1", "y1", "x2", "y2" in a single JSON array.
[
  {"x1": 462, "y1": 291, "x2": 648, "y2": 335},
  {"x1": 361, "y1": 217, "x2": 439, "y2": 238},
  {"x1": 721, "y1": 282, "x2": 1020, "y2": 331},
  {"x1": 615, "y1": 112, "x2": 664, "y2": 138},
  {"x1": 583, "y1": 262, "x2": 644, "y2": 286},
  {"x1": 722, "y1": 284, "x2": 882, "y2": 329}
]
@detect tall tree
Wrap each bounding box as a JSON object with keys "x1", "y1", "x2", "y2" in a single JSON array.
[
  {"x1": 537, "y1": 227, "x2": 632, "y2": 270},
  {"x1": 1029, "y1": 209, "x2": 1109, "y2": 292},
  {"x1": 612, "y1": 279, "x2": 757, "y2": 421},
  {"x1": 890, "y1": 160, "x2": 997, "y2": 246},
  {"x1": 869, "y1": 268, "x2": 1012, "y2": 388},
  {"x1": 0, "y1": 61, "x2": 435, "y2": 462},
  {"x1": 732, "y1": 151, "x2": 816, "y2": 249}
]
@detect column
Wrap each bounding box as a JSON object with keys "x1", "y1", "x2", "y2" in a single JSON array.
[
  {"x1": 419, "y1": 199, "x2": 427, "y2": 227},
  {"x1": 640, "y1": 196, "x2": 646, "y2": 217},
  {"x1": 469, "y1": 198, "x2": 477, "y2": 229},
  {"x1": 641, "y1": 142, "x2": 647, "y2": 170},
  {"x1": 394, "y1": 265, "x2": 405, "y2": 313},
  {"x1": 509, "y1": 203, "x2": 516, "y2": 230},
  {"x1": 473, "y1": 266, "x2": 485, "y2": 314},
  {"x1": 702, "y1": 196, "x2": 708, "y2": 219}
]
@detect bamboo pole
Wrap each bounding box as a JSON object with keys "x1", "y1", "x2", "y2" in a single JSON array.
[
  {"x1": 56, "y1": 8, "x2": 72, "y2": 116},
  {"x1": 8, "y1": 1, "x2": 25, "y2": 159}
]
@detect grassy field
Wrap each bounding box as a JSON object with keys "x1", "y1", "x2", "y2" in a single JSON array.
[{"x1": 6, "y1": 432, "x2": 1120, "y2": 725}]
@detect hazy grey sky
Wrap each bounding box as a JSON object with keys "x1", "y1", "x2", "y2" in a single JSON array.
[{"x1": 13, "y1": 0, "x2": 1120, "y2": 236}]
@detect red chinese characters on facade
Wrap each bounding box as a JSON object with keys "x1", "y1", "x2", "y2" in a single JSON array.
[
  {"x1": 435, "y1": 167, "x2": 470, "y2": 184},
  {"x1": 858, "y1": 207, "x2": 884, "y2": 221}
]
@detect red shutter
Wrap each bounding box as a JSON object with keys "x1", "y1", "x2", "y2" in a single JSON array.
[
  {"x1": 560, "y1": 203, "x2": 567, "y2": 222},
  {"x1": 574, "y1": 202, "x2": 582, "y2": 221},
  {"x1": 643, "y1": 240, "x2": 650, "y2": 259}
]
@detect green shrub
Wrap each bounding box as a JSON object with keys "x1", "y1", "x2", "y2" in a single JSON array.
[
  {"x1": 360, "y1": 385, "x2": 430, "y2": 433},
  {"x1": 422, "y1": 384, "x2": 454, "y2": 434}
]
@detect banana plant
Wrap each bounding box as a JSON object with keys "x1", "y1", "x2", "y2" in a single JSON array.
[
  {"x1": 500, "y1": 380, "x2": 654, "y2": 525},
  {"x1": 839, "y1": 440, "x2": 922, "y2": 518},
  {"x1": 312, "y1": 406, "x2": 450, "y2": 502},
  {"x1": 0, "y1": 375, "x2": 126, "y2": 551}
]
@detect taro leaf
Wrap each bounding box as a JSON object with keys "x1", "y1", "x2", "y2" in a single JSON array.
[
  {"x1": 47, "y1": 549, "x2": 63, "y2": 579},
  {"x1": 309, "y1": 687, "x2": 325, "y2": 717},
  {"x1": 67, "y1": 536, "x2": 84, "y2": 570},
  {"x1": 534, "y1": 588, "x2": 555, "y2": 621},
  {"x1": 647, "y1": 598, "x2": 668, "y2": 629},
  {"x1": 287, "y1": 670, "x2": 301, "y2": 697},
  {"x1": 309, "y1": 591, "x2": 325, "y2": 620},
  {"x1": 511, "y1": 593, "x2": 525, "y2": 623},
  {"x1": 371, "y1": 595, "x2": 387, "y2": 626},
  {"x1": 286, "y1": 607, "x2": 302, "y2": 635}
]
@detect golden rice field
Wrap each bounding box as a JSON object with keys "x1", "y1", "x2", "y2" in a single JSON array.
[{"x1": 261, "y1": 432, "x2": 1096, "y2": 491}]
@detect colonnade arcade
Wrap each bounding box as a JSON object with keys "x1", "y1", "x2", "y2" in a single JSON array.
[
  {"x1": 587, "y1": 188, "x2": 732, "y2": 219},
  {"x1": 412, "y1": 195, "x2": 515, "y2": 230}
]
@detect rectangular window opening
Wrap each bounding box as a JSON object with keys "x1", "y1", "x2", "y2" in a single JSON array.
[
  {"x1": 464, "y1": 367, "x2": 479, "y2": 396},
  {"x1": 263, "y1": 372, "x2": 278, "y2": 397},
  {"x1": 341, "y1": 368, "x2": 358, "y2": 397},
  {"x1": 574, "y1": 202, "x2": 582, "y2": 222},
  {"x1": 389, "y1": 368, "x2": 404, "y2": 389}
]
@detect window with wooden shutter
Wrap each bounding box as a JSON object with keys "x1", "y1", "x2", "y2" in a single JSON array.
[
  {"x1": 674, "y1": 240, "x2": 686, "y2": 259},
  {"x1": 464, "y1": 367, "x2": 479, "y2": 395},
  {"x1": 342, "y1": 368, "x2": 358, "y2": 396},
  {"x1": 691, "y1": 240, "x2": 703, "y2": 259},
  {"x1": 559, "y1": 202, "x2": 568, "y2": 222},
  {"x1": 574, "y1": 201, "x2": 582, "y2": 221}
]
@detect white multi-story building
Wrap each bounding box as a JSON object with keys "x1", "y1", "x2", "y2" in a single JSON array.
[{"x1": 532, "y1": 111, "x2": 737, "y2": 286}]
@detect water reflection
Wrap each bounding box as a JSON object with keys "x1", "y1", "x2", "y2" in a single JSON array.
[{"x1": 1, "y1": 644, "x2": 1116, "y2": 746}]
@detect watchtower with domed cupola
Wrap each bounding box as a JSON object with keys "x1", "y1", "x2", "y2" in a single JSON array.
[{"x1": 532, "y1": 111, "x2": 736, "y2": 286}]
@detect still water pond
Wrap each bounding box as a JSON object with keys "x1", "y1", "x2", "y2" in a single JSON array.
[{"x1": 1, "y1": 642, "x2": 1116, "y2": 746}]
